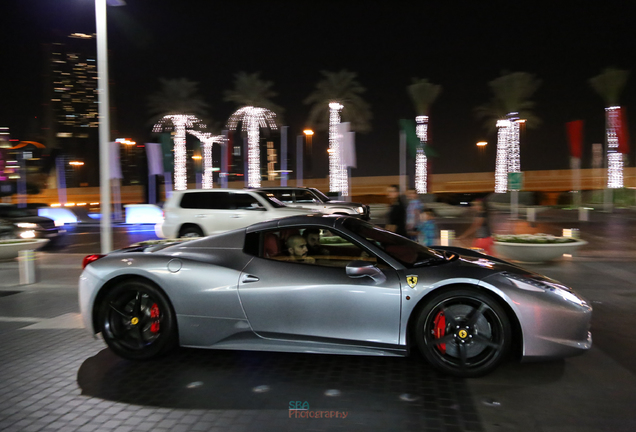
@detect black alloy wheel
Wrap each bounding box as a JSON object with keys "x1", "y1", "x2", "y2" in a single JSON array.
[
  {"x1": 99, "y1": 279, "x2": 177, "y2": 360},
  {"x1": 415, "y1": 288, "x2": 511, "y2": 377}
]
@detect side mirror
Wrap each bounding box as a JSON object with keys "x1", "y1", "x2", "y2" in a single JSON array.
[{"x1": 346, "y1": 260, "x2": 386, "y2": 284}]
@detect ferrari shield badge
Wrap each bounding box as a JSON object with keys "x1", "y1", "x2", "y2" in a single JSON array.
[{"x1": 406, "y1": 275, "x2": 418, "y2": 288}]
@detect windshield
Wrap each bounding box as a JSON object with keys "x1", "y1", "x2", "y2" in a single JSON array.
[
  {"x1": 309, "y1": 188, "x2": 331, "y2": 202},
  {"x1": 343, "y1": 218, "x2": 445, "y2": 268},
  {"x1": 255, "y1": 192, "x2": 286, "y2": 208}
]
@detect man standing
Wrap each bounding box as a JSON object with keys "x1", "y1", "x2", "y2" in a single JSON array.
[{"x1": 385, "y1": 185, "x2": 408, "y2": 237}]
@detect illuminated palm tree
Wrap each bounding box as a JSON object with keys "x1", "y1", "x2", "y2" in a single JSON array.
[
  {"x1": 590, "y1": 67, "x2": 630, "y2": 188},
  {"x1": 408, "y1": 78, "x2": 441, "y2": 194},
  {"x1": 148, "y1": 78, "x2": 208, "y2": 190},
  {"x1": 475, "y1": 72, "x2": 541, "y2": 193},
  {"x1": 304, "y1": 70, "x2": 371, "y2": 194},
  {"x1": 225, "y1": 72, "x2": 282, "y2": 188}
]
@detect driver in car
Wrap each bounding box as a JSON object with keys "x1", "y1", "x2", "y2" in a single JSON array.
[{"x1": 286, "y1": 235, "x2": 316, "y2": 264}]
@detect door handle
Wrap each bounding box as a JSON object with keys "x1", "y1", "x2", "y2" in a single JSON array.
[
  {"x1": 241, "y1": 274, "x2": 259, "y2": 283},
  {"x1": 195, "y1": 214, "x2": 205, "y2": 218},
  {"x1": 231, "y1": 214, "x2": 243, "y2": 218}
]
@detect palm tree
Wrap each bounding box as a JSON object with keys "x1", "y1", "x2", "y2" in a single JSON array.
[
  {"x1": 225, "y1": 72, "x2": 282, "y2": 188},
  {"x1": 590, "y1": 67, "x2": 630, "y2": 188},
  {"x1": 304, "y1": 70, "x2": 372, "y2": 194},
  {"x1": 475, "y1": 72, "x2": 541, "y2": 192},
  {"x1": 148, "y1": 78, "x2": 209, "y2": 191},
  {"x1": 187, "y1": 125, "x2": 224, "y2": 189},
  {"x1": 407, "y1": 78, "x2": 441, "y2": 194}
]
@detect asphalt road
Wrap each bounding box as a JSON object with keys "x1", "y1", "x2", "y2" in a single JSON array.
[{"x1": 1, "y1": 208, "x2": 635, "y2": 431}]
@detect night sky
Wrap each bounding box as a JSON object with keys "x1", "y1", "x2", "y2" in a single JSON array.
[{"x1": 1, "y1": 0, "x2": 635, "y2": 179}]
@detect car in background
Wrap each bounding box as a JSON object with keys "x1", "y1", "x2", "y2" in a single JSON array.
[
  {"x1": 0, "y1": 218, "x2": 16, "y2": 240},
  {"x1": 255, "y1": 186, "x2": 370, "y2": 220},
  {"x1": 156, "y1": 188, "x2": 318, "y2": 238},
  {"x1": 80, "y1": 214, "x2": 592, "y2": 377},
  {"x1": 0, "y1": 204, "x2": 61, "y2": 240}
]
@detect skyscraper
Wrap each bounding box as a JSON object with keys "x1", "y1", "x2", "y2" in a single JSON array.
[{"x1": 44, "y1": 32, "x2": 112, "y2": 187}]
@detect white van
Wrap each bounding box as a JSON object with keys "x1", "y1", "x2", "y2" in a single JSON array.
[{"x1": 156, "y1": 189, "x2": 317, "y2": 238}]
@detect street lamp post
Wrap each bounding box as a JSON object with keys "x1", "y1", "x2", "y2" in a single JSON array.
[
  {"x1": 303, "y1": 129, "x2": 313, "y2": 179},
  {"x1": 95, "y1": 0, "x2": 125, "y2": 254}
]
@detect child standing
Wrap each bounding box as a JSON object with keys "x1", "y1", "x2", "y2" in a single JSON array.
[{"x1": 416, "y1": 208, "x2": 437, "y2": 247}]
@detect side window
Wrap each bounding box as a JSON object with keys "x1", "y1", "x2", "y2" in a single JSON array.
[
  {"x1": 258, "y1": 226, "x2": 382, "y2": 268},
  {"x1": 295, "y1": 190, "x2": 316, "y2": 203},
  {"x1": 180, "y1": 192, "x2": 231, "y2": 210},
  {"x1": 232, "y1": 193, "x2": 265, "y2": 210},
  {"x1": 277, "y1": 191, "x2": 294, "y2": 204}
]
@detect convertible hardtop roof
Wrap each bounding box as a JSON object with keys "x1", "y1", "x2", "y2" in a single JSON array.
[{"x1": 245, "y1": 213, "x2": 346, "y2": 233}]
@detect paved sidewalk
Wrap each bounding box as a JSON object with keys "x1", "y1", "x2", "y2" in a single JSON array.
[{"x1": 0, "y1": 209, "x2": 635, "y2": 431}]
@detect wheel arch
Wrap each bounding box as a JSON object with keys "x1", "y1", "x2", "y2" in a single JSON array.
[
  {"x1": 406, "y1": 282, "x2": 523, "y2": 360},
  {"x1": 91, "y1": 275, "x2": 179, "y2": 340}
]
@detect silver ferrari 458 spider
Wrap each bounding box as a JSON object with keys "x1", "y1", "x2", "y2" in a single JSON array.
[{"x1": 79, "y1": 215, "x2": 592, "y2": 377}]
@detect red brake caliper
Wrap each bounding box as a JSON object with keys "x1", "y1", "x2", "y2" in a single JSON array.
[
  {"x1": 433, "y1": 311, "x2": 446, "y2": 354},
  {"x1": 150, "y1": 303, "x2": 160, "y2": 333}
]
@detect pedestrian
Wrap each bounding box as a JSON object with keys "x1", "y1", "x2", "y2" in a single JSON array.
[
  {"x1": 416, "y1": 208, "x2": 438, "y2": 247},
  {"x1": 406, "y1": 188, "x2": 424, "y2": 240},
  {"x1": 457, "y1": 198, "x2": 493, "y2": 254},
  {"x1": 385, "y1": 185, "x2": 408, "y2": 237}
]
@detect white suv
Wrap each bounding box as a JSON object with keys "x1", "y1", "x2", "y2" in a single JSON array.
[{"x1": 156, "y1": 189, "x2": 316, "y2": 238}]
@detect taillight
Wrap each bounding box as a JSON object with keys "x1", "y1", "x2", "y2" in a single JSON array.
[{"x1": 82, "y1": 254, "x2": 106, "y2": 269}]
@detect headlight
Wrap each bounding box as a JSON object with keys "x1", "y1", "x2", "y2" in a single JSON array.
[
  {"x1": 16, "y1": 223, "x2": 38, "y2": 229},
  {"x1": 355, "y1": 206, "x2": 364, "y2": 214},
  {"x1": 503, "y1": 272, "x2": 587, "y2": 306}
]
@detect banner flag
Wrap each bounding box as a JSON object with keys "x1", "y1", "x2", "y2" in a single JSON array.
[
  {"x1": 109, "y1": 142, "x2": 123, "y2": 179},
  {"x1": 145, "y1": 143, "x2": 164, "y2": 176},
  {"x1": 617, "y1": 108, "x2": 630, "y2": 154},
  {"x1": 338, "y1": 122, "x2": 357, "y2": 168},
  {"x1": 399, "y1": 119, "x2": 439, "y2": 158},
  {"x1": 566, "y1": 120, "x2": 584, "y2": 159}
]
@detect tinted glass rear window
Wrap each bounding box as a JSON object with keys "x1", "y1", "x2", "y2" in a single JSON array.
[{"x1": 180, "y1": 192, "x2": 231, "y2": 209}]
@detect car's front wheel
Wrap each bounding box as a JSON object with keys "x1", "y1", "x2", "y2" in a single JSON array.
[
  {"x1": 415, "y1": 288, "x2": 511, "y2": 377},
  {"x1": 179, "y1": 225, "x2": 204, "y2": 238},
  {"x1": 98, "y1": 279, "x2": 177, "y2": 360}
]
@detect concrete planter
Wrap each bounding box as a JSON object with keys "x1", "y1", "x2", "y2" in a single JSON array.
[
  {"x1": 0, "y1": 239, "x2": 49, "y2": 260},
  {"x1": 493, "y1": 240, "x2": 587, "y2": 264}
]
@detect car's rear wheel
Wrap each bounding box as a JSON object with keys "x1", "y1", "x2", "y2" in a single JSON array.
[
  {"x1": 179, "y1": 225, "x2": 203, "y2": 238},
  {"x1": 415, "y1": 288, "x2": 511, "y2": 377},
  {"x1": 99, "y1": 279, "x2": 177, "y2": 360}
]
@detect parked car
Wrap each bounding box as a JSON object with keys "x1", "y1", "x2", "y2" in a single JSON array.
[
  {"x1": 80, "y1": 214, "x2": 591, "y2": 377},
  {"x1": 255, "y1": 186, "x2": 370, "y2": 220},
  {"x1": 0, "y1": 204, "x2": 61, "y2": 241},
  {"x1": 155, "y1": 189, "x2": 318, "y2": 238},
  {"x1": 0, "y1": 218, "x2": 16, "y2": 240}
]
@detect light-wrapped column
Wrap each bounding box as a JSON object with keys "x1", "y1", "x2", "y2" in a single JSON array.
[
  {"x1": 329, "y1": 102, "x2": 344, "y2": 193},
  {"x1": 495, "y1": 119, "x2": 510, "y2": 193},
  {"x1": 507, "y1": 116, "x2": 521, "y2": 174},
  {"x1": 415, "y1": 115, "x2": 429, "y2": 194}
]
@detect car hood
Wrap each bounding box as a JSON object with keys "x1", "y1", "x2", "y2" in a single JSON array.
[
  {"x1": 320, "y1": 201, "x2": 362, "y2": 208},
  {"x1": 405, "y1": 248, "x2": 537, "y2": 284},
  {"x1": 275, "y1": 206, "x2": 320, "y2": 215}
]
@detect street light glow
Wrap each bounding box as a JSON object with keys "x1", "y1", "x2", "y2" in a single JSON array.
[
  {"x1": 303, "y1": 129, "x2": 314, "y2": 136},
  {"x1": 477, "y1": 141, "x2": 487, "y2": 147}
]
